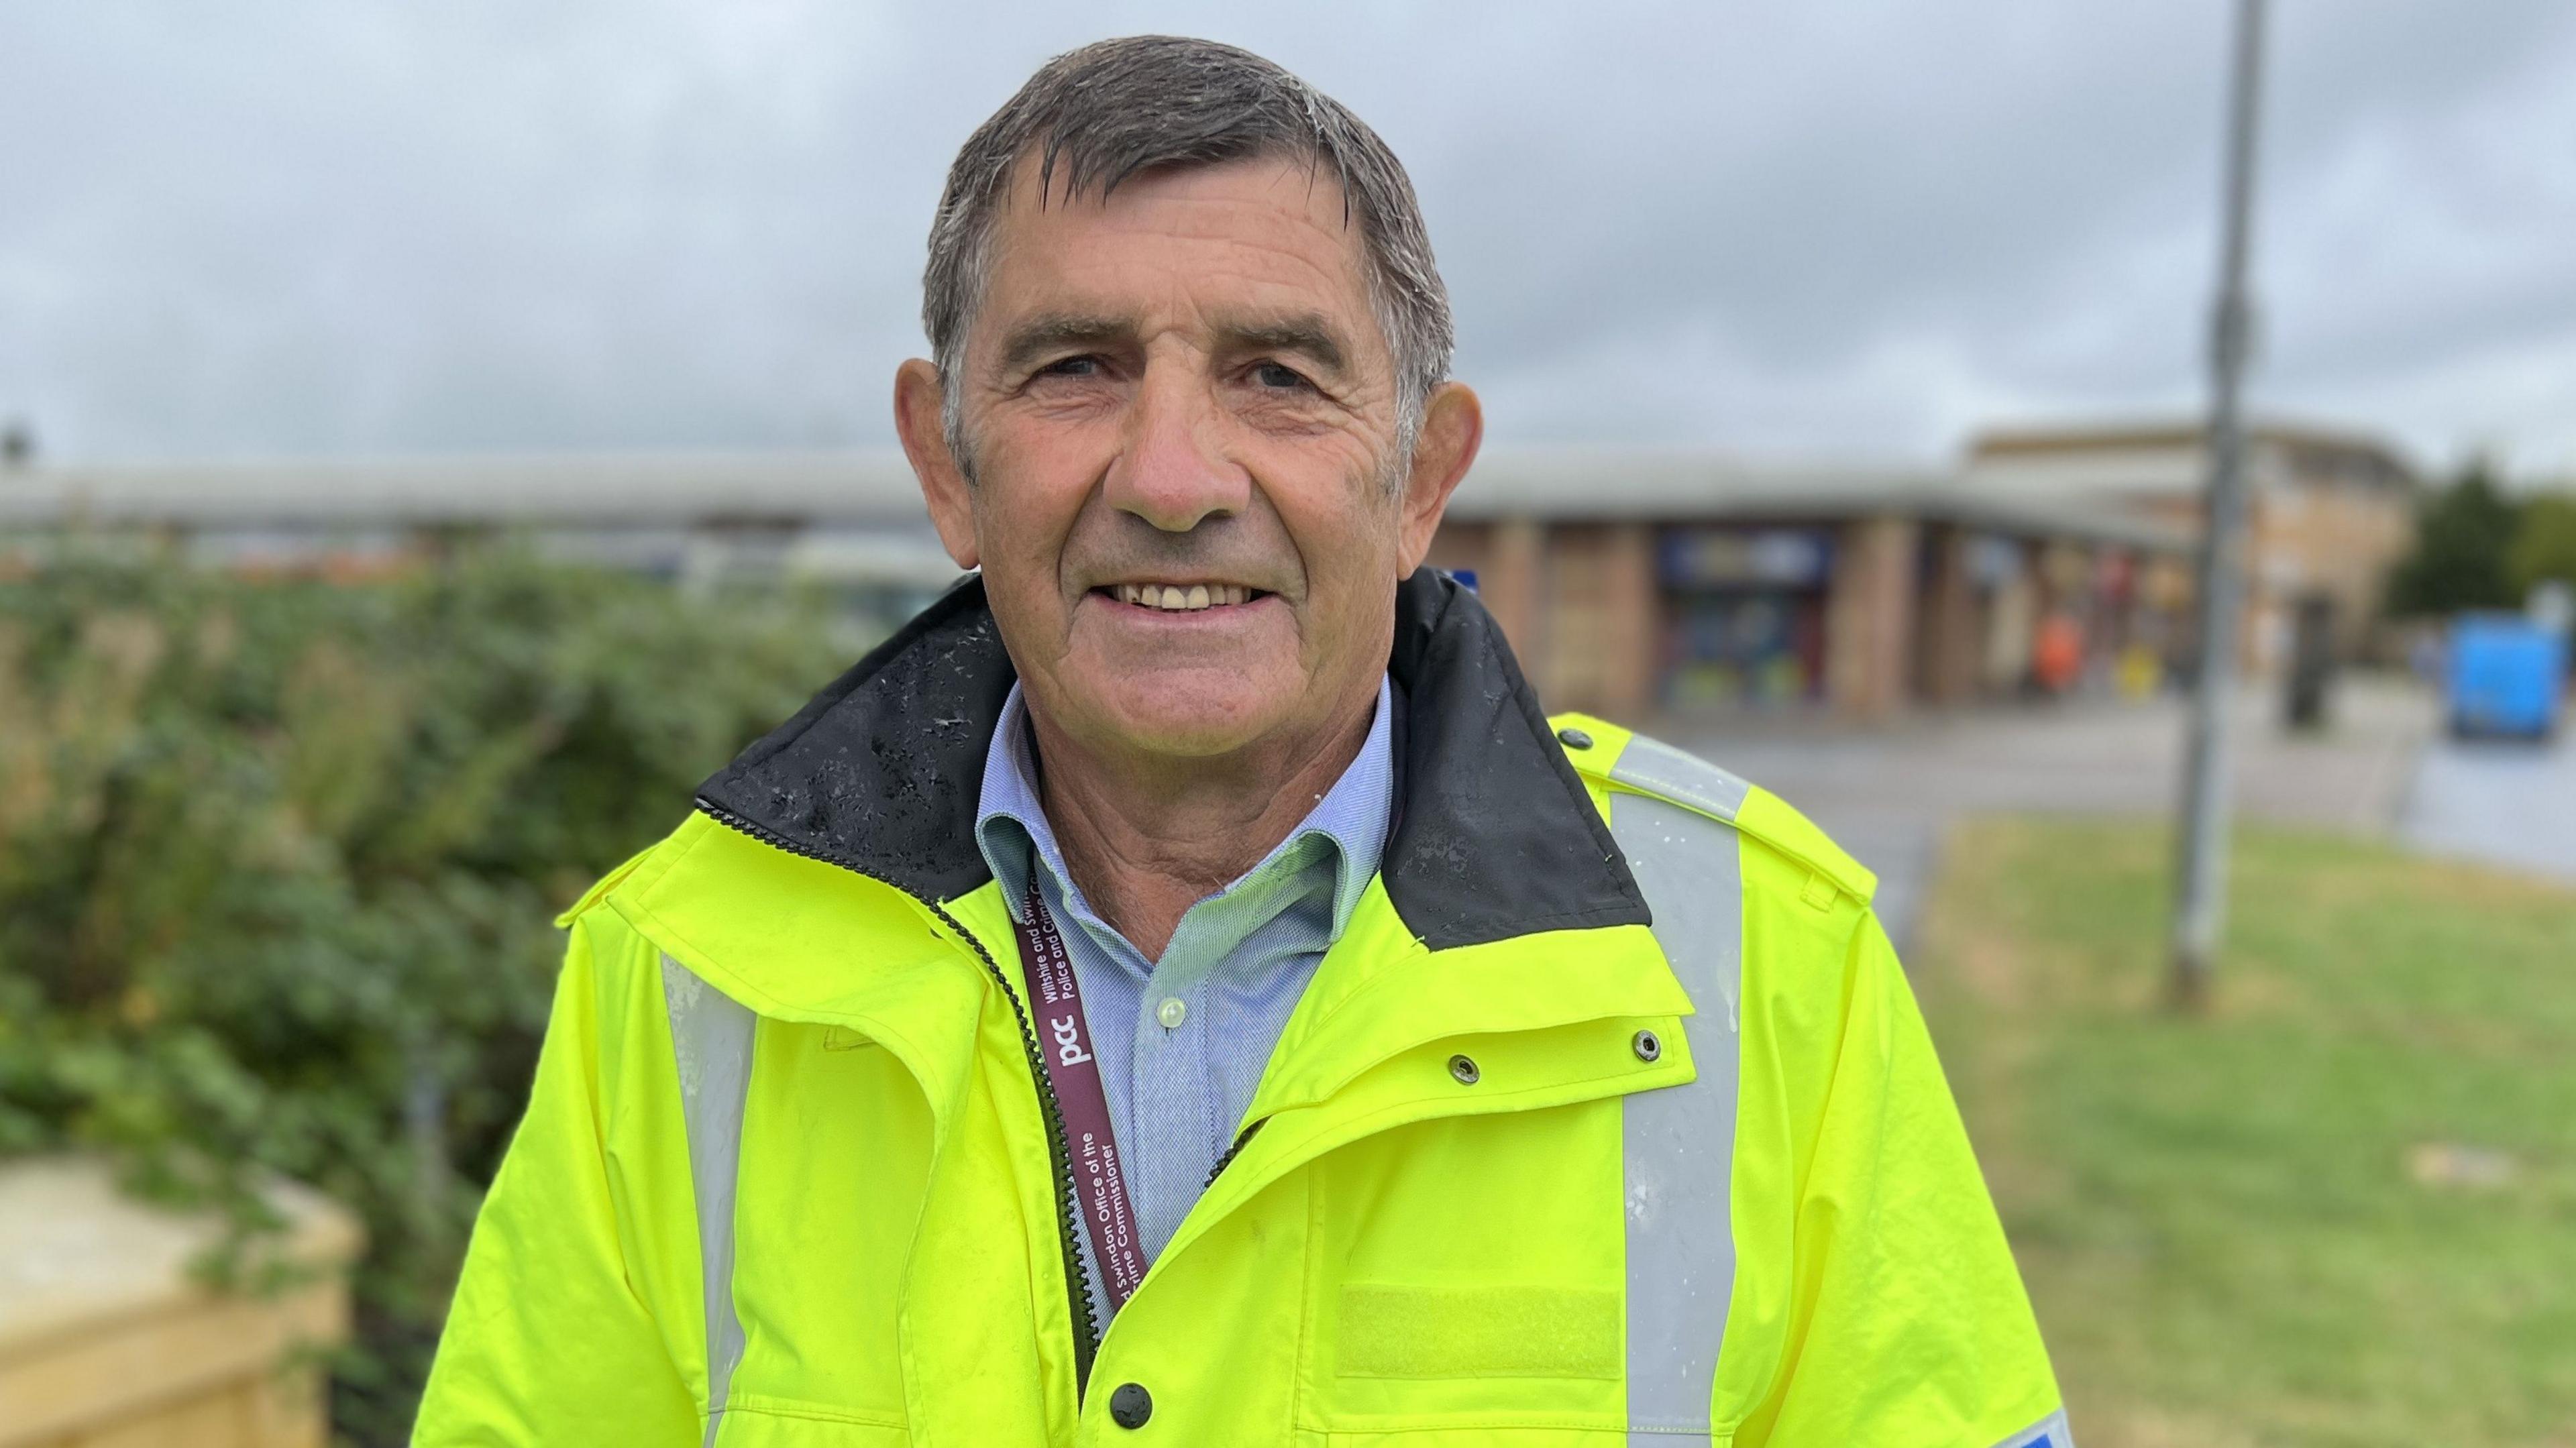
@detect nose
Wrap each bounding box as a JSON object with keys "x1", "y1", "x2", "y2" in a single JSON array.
[{"x1": 1102, "y1": 362, "x2": 1250, "y2": 533}]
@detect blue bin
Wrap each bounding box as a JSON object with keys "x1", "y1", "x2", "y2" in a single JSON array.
[{"x1": 2446, "y1": 614, "x2": 2567, "y2": 739}]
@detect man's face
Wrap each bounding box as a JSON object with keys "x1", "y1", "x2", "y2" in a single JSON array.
[{"x1": 901, "y1": 155, "x2": 1474, "y2": 765}]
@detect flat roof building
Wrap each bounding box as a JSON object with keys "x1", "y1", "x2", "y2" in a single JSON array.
[
  {"x1": 1, "y1": 441, "x2": 2241, "y2": 722},
  {"x1": 1428, "y1": 449, "x2": 2192, "y2": 720}
]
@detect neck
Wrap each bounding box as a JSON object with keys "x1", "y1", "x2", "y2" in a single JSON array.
[{"x1": 1026, "y1": 689, "x2": 1378, "y2": 960}]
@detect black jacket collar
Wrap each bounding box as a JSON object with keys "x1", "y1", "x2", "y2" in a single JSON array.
[{"x1": 695, "y1": 568, "x2": 1647, "y2": 951}]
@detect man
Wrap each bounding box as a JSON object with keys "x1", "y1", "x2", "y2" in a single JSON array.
[{"x1": 419, "y1": 36, "x2": 2069, "y2": 1448}]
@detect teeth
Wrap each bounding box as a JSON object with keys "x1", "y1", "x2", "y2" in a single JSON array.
[{"x1": 1112, "y1": 582, "x2": 1253, "y2": 610}]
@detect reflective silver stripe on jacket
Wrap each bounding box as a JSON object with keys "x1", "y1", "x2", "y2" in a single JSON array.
[
  {"x1": 1611, "y1": 734, "x2": 1753, "y2": 829},
  {"x1": 1607, "y1": 736, "x2": 1752, "y2": 1444},
  {"x1": 1996, "y1": 1407, "x2": 2076, "y2": 1447},
  {"x1": 663, "y1": 954, "x2": 755, "y2": 1448}
]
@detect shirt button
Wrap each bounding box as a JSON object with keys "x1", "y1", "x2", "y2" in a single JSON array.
[{"x1": 1155, "y1": 996, "x2": 1187, "y2": 1029}]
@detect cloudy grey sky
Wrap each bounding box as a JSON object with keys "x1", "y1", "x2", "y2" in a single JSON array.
[{"x1": 5, "y1": 1, "x2": 2573, "y2": 474}]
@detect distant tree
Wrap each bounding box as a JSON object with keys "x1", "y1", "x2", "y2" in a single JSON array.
[
  {"x1": 2387, "y1": 460, "x2": 2522, "y2": 617},
  {"x1": 2508, "y1": 492, "x2": 2576, "y2": 598}
]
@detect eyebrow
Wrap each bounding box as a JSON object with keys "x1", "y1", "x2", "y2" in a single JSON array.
[
  {"x1": 996, "y1": 313, "x2": 1133, "y2": 377},
  {"x1": 992, "y1": 309, "x2": 1354, "y2": 380},
  {"x1": 1216, "y1": 313, "x2": 1349, "y2": 377}
]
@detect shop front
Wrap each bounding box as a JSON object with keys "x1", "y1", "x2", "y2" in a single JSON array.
[{"x1": 1658, "y1": 525, "x2": 1835, "y2": 708}]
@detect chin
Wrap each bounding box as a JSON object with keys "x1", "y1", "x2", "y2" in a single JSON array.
[{"x1": 1089, "y1": 675, "x2": 1290, "y2": 759}]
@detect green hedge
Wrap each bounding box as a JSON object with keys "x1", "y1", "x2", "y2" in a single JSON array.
[{"x1": 0, "y1": 545, "x2": 857, "y2": 1443}]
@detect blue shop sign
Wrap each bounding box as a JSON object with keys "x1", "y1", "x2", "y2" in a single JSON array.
[{"x1": 1660, "y1": 527, "x2": 1834, "y2": 589}]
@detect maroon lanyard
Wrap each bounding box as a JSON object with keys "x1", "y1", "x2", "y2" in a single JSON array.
[{"x1": 1011, "y1": 879, "x2": 1148, "y2": 1312}]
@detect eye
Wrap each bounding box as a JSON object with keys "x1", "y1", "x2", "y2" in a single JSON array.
[
  {"x1": 1038, "y1": 355, "x2": 1103, "y2": 378},
  {"x1": 1252, "y1": 360, "x2": 1312, "y2": 391}
]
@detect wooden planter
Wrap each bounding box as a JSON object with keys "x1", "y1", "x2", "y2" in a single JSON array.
[{"x1": 0, "y1": 1158, "x2": 362, "y2": 1448}]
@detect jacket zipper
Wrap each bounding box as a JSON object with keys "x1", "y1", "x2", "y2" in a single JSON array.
[
  {"x1": 694, "y1": 801, "x2": 1106, "y2": 1394},
  {"x1": 1203, "y1": 1119, "x2": 1265, "y2": 1190}
]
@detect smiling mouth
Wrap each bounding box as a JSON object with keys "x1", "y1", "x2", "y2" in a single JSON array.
[{"x1": 1099, "y1": 582, "x2": 1267, "y2": 612}]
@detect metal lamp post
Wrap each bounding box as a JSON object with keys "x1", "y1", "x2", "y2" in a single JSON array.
[{"x1": 2170, "y1": 0, "x2": 2269, "y2": 1012}]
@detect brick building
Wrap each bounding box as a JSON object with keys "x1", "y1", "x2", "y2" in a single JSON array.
[{"x1": 1426, "y1": 450, "x2": 2192, "y2": 721}]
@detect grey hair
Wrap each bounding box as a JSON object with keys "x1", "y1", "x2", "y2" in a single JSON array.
[{"x1": 922, "y1": 36, "x2": 1454, "y2": 480}]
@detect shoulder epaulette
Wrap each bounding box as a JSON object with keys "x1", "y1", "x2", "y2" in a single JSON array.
[
  {"x1": 553, "y1": 839, "x2": 667, "y2": 928},
  {"x1": 1551, "y1": 712, "x2": 1877, "y2": 907}
]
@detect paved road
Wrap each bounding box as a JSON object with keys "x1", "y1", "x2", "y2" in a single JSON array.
[
  {"x1": 2400, "y1": 726, "x2": 2576, "y2": 883},
  {"x1": 1669, "y1": 677, "x2": 2438, "y2": 948}
]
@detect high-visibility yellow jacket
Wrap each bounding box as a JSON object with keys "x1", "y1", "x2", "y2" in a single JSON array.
[{"x1": 417, "y1": 572, "x2": 2068, "y2": 1448}]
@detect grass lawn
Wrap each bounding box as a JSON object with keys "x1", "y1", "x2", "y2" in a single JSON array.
[{"x1": 1916, "y1": 818, "x2": 2576, "y2": 1448}]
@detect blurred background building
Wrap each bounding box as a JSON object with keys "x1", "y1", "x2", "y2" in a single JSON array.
[
  {"x1": 1428, "y1": 447, "x2": 2194, "y2": 719},
  {"x1": 12, "y1": 422, "x2": 2387, "y2": 722}
]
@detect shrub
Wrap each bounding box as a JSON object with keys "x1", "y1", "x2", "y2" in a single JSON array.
[{"x1": 0, "y1": 543, "x2": 856, "y2": 1443}]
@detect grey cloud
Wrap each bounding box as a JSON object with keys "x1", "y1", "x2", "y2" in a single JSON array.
[{"x1": 3, "y1": 0, "x2": 2573, "y2": 471}]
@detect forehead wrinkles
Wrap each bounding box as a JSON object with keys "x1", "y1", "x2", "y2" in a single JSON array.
[{"x1": 970, "y1": 158, "x2": 1383, "y2": 368}]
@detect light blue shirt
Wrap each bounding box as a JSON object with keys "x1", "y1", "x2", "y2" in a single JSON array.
[{"x1": 973, "y1": 675, "x2": 1395, "y2": 1322}]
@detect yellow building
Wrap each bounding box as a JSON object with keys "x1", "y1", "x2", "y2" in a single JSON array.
[{"x1": 1964, "y1": 421, "x2": 2420, "y2": 669}]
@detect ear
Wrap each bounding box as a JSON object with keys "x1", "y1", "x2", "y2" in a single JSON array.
[
  {"x1": 895, "y1": 357, "x2": 979, "y2": 569},
  {"x1": 1393, "y1": 381, "x2": 1483, "y2": 575}
]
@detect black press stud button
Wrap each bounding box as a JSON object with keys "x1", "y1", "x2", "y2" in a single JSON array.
[
  {"x1": 1110, "y1": 1382, "x2": 1152, "y2": 1429},
  {"x1": 1632, "y1": 1029, "x2": 1662, "y2": 1063},
  {"x1": 1557, "y1": 726, "x2": 1595, "y2": 750},
  {"x1": 1448, "y1": 1053, "x2": 1481, "y2": 1086}
]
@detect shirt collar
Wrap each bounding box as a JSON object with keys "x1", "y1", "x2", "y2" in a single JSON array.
[{"x1": 973, "y1": 675, "x2": 1397, "y2": 942}]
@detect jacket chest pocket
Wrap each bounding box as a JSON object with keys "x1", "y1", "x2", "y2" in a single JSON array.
[
  {"x1": 1295, "y1": 1098, "x2": 1647, "y2": 1441},
  {"x1": 722, "y1": 1022, "x2": 934, "y2": 1436}
]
